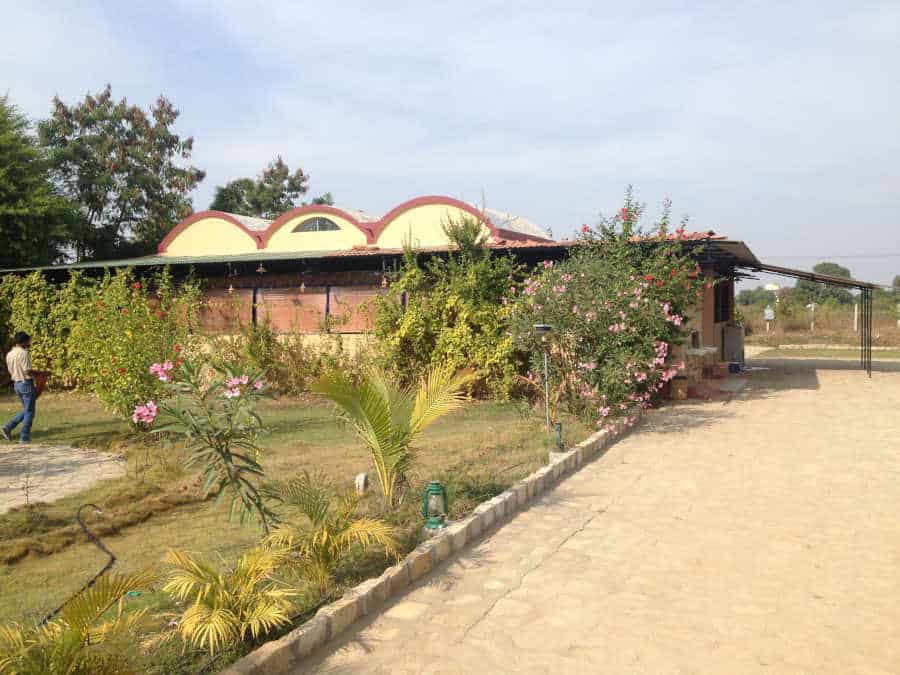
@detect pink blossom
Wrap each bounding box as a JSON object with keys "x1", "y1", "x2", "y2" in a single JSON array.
[
  {"x1": 599, "y1": 406, "x2": 611, "y2": 417},
  {"x1": 132, "y1": 401, "x2": 158, "y2": 425},
  {"x1": 224, "y1": 388, "x2": 241, "y2": 399},
  {"x1": 579, "y1": 361, "x2": 596, "y2": 371},
  {"x1": 149, "y1": 361, "x2": 174, "y2": 383},
  {"x1": 253, "y1": 380, "x2": 264, "y2": 390},
  {"x1": 562, "y1": 274, "x2": 573, "y2": 282},
  {"x1": 585, "y1": 311, "x2": 595, "y2": 322},
  {"x1": 629, "y1": 301, "x2": 639, "y2": 309},
  {"x1": 542, "y1": 260, "x2": 554, "y2": 269}
]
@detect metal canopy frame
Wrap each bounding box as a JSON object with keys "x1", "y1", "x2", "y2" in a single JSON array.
[{"x1": 747, "y1": 262, "x2": 876, "y2": 377}]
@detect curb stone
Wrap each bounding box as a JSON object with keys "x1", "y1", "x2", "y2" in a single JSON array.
[{"x1": 220, "y1": 411, "x2": 643, "y2": 675}]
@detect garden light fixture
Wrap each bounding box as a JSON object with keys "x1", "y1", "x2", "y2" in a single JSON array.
[
  {"x1": 422, "y1": 480, "x2": 448, "y2": 532},
  {"x1": 532, "y1": 324, "x2": 553, "y2": 432},
  {"x1": 554, "y1": 422, "x2": 563, "y2": 449}
]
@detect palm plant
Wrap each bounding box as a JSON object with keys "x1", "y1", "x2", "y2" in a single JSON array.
[
  {"x1": 0, "y1": 569, "x2": 155, "y2": 674},
  {"x1": 161, "y1": 547, "x2": 295, "y2": 656},
  {"x1": 265, "y1": 472, "x2": 399, "y2": 593},
  {"x1": 312, "y1": 363, "x2": 474, "y2": 510}
]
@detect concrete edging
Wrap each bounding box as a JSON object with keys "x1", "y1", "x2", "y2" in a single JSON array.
[{"x1": 221, "y1": 414, "x2": 641, "y2": 675}]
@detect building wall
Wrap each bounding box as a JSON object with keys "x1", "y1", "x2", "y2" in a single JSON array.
[
  {"x1": 265, "y1": 211, "x2": 368, "y2": 252},
  {"x1": 376, "y1": 204, "x2": 491, "y2": 249},
  {"x1": 163, "y1": 216, "x2": 259, "y2": 257}
]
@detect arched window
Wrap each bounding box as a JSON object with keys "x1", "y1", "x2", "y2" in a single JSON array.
[{"x1": 293, "y1": 217, "x2": 340, "y2": 232}]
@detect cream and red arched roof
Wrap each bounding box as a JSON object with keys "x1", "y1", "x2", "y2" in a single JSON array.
[{"x1": 158, "y1": 195, "x2": 553, "y2": 257}]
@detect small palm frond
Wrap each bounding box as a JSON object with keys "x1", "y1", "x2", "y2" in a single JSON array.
[
  {"x1": 334, "y1": 518, "x2": 400, "y2": 558},
  {"x1": 178, "y1": 604, "x2": 240, "y2": 656},
  {"x1": 409, "y1": 364, "x2": 475, "y2": 437},
  {"x1": 162, "y1": 550, "x2": 226, "y2": 603},
  {"x1": 239, "y1": 597, "x2": 293, "y2": 641},
  {"x1": 265, "y1": 472, "x2": 333, "y2": 525},
  {"x1": 60, "y1": 568, "x2": 157, "y2": 634},
  {"x1": 312, "y1": 370, "x2": 400, "y2": 460}
]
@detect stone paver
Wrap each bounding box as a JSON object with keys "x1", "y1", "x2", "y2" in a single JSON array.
[
  {"x1": 299, "y1": 358, "x2": 900, "y2": 674},
  {"x1": 0, "y1": 444, "x2": 125, "y2": 514}
]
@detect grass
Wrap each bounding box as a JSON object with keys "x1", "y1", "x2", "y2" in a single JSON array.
[
  {"x1": 0, "y1": 390, "x2": 591, "y2": 648},
  {"x1": 754, "y1": 348, "x2": 900, "y2": 359}
]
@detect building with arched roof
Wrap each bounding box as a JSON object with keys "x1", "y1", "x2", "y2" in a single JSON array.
[{"x1": 156, "y1": 195, "x2": 553, "y2": 257}]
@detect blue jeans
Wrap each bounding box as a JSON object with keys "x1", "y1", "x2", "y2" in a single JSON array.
[{"x1": 5, "y1": 380, "x2": 36, "y2": 442}]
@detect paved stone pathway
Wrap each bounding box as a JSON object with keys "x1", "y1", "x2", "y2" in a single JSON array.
[
  {"x1": 0, "y1": 444, "x2": 125, "y2": 514},
  {"x1": 300, "y1": 358, "x2": 900, "y2": 674}
]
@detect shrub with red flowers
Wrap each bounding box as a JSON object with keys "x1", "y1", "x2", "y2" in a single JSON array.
[
  {"x1": 510, "y1": 189, "x2": 704, "y2": 429},
  {"x1": 137, "y1": 355, "x2": 273, "y2": 530},
  {"x1": 66, "y1": 270, "x2": 201, "y2": 420}
]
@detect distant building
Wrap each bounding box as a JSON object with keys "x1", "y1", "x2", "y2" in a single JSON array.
[{"x1": 3, "y1": 194, "x2": 760, "y2": 360}]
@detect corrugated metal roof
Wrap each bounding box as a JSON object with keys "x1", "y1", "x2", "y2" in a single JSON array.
[
  {"x1": 228, "y1": 213, "x2": 272, "y2": 231},
  {"x1": 484, "y1": 208, "x2": 550, "y2": 240}
]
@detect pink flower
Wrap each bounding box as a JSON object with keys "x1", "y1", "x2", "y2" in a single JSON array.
[
  {"x1": 132, "y1": 401, "x2": 158, "y2": 425},
  {"x1": 149, "y1": 361, "x2": 174, "y2": 383},
  {"x1": 579, "y1": 361, "x2": 596, "y2": 371},
  {"x1": 224, "y1": 388, "x2": 240, "y2": 399},
  {"x1": 585, "y1": 311, "x2": 595, "y2": 322},
  {"x1": 239, "y1": 374, "x2": 249, "y2": 385},
  {"x1": 599, "y1": 406, "x2": 611, "y2": 417},
  {"x1": 542, "y1": 260, "x2": 554, "y2": 269},
  {"x1": 253, "y1": 380, "x2": 264, "y2": 390}
]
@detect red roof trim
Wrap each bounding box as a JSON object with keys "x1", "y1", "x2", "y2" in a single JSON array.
[
  {"x1": 158, "y1": 211, "x2": 264, "y2": 253},
  {"x1": 256, "y1": 195, "x2": 555, "y2": 247}
]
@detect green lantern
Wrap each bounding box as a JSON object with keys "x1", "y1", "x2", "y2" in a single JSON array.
[
  {"x1": 422, "y1": 481, "x2": 448, "y2": 530},
  {"x1": 554, "y1": 422, "x2": 563, "y2": 449}
]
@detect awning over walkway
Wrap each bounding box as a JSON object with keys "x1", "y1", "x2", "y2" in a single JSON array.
[{"x1": 735, "y1": 258, "x2": 876, "y2": 377}]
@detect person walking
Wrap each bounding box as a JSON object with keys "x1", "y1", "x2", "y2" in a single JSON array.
[{"x1": 2, "y1": 332, "x2": 36, "y2": 443}]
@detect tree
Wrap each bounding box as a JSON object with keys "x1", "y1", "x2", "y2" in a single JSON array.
[
  {"x1": 0, "y1": 96, "x2": 77, "y2": 268},
  {"x1": 736, "y1": 286, "x2": 776, "y2": 306},
  {"x1": 309, "y1": 192, "x2": 334, "y2": 206},
  {"x1": 795, "y1": 261, "x2": 853, "y2": 305},
  {"x1": 209, "y1": 156, "x2": 308, "y2": 219},
  {"x1": 39, "y1": 85, "x2": 205, "y2": 260},
  {"x1": 893, "y1": 275, "x2": 900, "y2": 292}
]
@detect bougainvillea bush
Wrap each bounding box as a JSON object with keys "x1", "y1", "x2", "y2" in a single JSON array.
[
  {"x1": 510, "y1": 191, "x2": 706, "y2": 429},
  {"x1": 67, "y1": 270, "x2": 201, "y2": 419}
]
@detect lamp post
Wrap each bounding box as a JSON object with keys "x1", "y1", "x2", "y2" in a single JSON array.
[{"x1": 533, "y1": 324, "x2": 553, "y2": 432}]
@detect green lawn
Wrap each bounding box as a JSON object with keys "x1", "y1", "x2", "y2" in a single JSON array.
[{"x1": 0, "y1": 390, "x2": 590, "y2": 646}]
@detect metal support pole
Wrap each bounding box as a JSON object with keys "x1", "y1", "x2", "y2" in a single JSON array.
[
  {"x1": 853, "y1": 303, "x2": 858, "y2": 333},
  {"x1": 543, "y1": 348, "x2": 551, "y2": 432}
]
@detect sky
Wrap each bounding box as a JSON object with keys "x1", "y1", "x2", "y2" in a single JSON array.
[{"x1": 3, "y1": 1, "x2": 899, "y2": 286}]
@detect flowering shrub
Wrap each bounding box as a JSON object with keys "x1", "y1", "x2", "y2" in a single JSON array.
[
  {"x1": 0, "y1": 271, "x2": 96, "y2": 384},
  {"x1": 138, "y1": 355, "x2": 273, "y2": 530},
  {"x1": 209, "y1": 321, "x2": 365, "y2": 396},
  {"x1": 374, "y1": 217, "x2": 526, "y2": 397},
  {"x1": 67, "y1": 271, "x2": 201, "y2": 419},
  {"x1": 511, "y1": 190, "x2": 705, "y2": 429}
]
